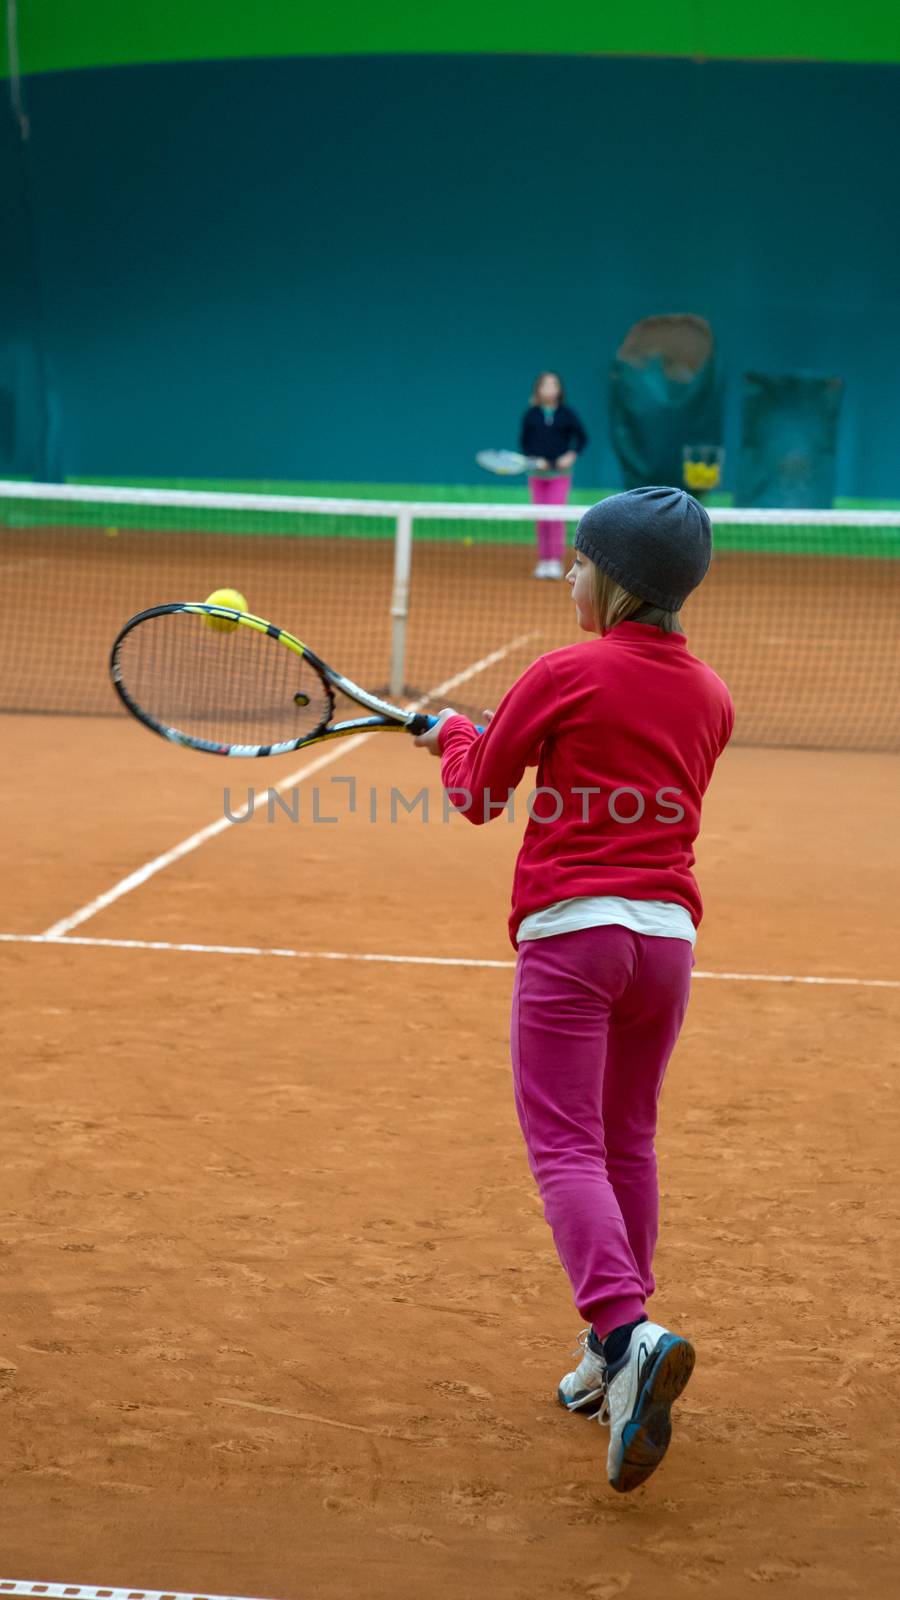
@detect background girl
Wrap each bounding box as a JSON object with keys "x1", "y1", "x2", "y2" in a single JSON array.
[
  {"x1": 416, "y1": 486, "x2": 733, "y2": 1493},
  {"x1": 520, "y1": 372, "x2": 589, "y2": 580}
]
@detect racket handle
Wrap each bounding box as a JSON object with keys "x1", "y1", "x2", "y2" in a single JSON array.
[{"x1": 407, "y1": 714, "x2": 485, "y2": 736}]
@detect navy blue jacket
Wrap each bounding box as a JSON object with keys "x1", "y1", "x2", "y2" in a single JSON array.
[{"x1": 519, "y1": 404, "x2": 588, "y2": 465}]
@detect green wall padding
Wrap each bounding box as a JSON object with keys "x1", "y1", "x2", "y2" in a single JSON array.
[{"x1": 2, "y1": 0, "x2": 900, "y2": 75}]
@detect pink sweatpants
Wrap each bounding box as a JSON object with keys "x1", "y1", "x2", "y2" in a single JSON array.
[
  {"x1": 510, "y1": 924, "x2": 693, "y2": 1337},
  {"x1": 527, "y1": 474, "x2": 571, "y2": 562}
]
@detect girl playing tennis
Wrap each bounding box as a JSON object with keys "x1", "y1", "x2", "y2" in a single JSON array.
[
  {"x1": 520, "y1": 372, "x2": 588, "y2": 581},
  {"x1": 416, "y1": 487, "x2": 733, "y2": 1493}
]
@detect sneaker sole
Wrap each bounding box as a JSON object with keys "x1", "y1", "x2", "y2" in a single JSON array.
[
  {"x1": 557, "y1": 1384, "x2": 607, "y2": 1417},
  {"x1": 610, "y1": 1335, "x2": 695, "y2": 1494}
]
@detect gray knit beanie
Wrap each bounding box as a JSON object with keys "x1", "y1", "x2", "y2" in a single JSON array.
[{"x1": 574, "y1": 486, "x2": 712, "y2": 610}]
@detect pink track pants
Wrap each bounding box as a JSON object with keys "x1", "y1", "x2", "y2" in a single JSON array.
[
  {"x1": 510, "y1": 924, "x2": 693, "y2": 1337},
  {"x1": 527, "y1": 474, "x2": 571, "y2": 562}
]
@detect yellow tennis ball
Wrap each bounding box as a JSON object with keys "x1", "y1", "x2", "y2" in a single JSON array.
[{"x1": 203, "y1": 588, "x2": 248, "y2": 633}]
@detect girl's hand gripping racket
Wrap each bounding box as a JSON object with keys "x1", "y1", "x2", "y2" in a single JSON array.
[{"x1": 110, "y1": 602, "x2": 482, "y2": 758}]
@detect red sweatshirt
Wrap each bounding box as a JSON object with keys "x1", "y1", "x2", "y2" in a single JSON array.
[{"x1": 438, "y1": 623, "x2": 734, "y2": 947}]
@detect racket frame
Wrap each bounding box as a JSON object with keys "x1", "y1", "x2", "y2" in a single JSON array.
[
  {"x1": 110, "y1": 602, "x2": 435, "y2": 757},
  {"x1": 475, "y1": 449, "x2": 543, "y2": 476}
]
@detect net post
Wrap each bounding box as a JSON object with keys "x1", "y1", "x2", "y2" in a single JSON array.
[{"x1": 389, "y1": 507, "x2": 413, "y2": 698}]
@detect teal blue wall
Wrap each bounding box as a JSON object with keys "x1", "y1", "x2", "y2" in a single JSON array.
[
  {"x1": 0, "y1": 93, "x2": 59, "y2": 477},
  {"x1": 4, "y1": 55, "x2": 899, "y2": 495}
]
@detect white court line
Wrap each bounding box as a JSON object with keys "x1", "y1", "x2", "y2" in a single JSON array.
[
  {"x1": 40, "y1": 633, "x2": 537, "y2": 941},
  {"x1": 0, "y1": 1584, "x2": 274, "y2": 1600},
  {"x1": 40, "y1": 735, "x2": 370, "y2": 938},
  {"x1": 1, "y1": 935, "x2": 897, "y2": 988}
]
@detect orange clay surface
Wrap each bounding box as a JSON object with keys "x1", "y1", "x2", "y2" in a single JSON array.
[{"x1": 1, "y1": 715, "x2": 899, "y2": 1600}]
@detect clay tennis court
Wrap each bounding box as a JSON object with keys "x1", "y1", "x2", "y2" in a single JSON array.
[{"x1": 2, "y1": 654, "x2": 899, "y2": 1598}]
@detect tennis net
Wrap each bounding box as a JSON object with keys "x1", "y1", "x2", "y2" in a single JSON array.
[{"x1": 1, "y1": 481, "x2": 898, "y2": 752}]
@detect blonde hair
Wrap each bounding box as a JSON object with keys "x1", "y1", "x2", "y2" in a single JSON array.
[
  {"x1": 591, "y1": 566, "x2": 682, "y2": 635},
  {"x1": 530, "y1": 370, "x2": 565, "y2": 405}
]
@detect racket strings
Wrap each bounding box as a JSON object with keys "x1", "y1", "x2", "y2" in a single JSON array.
[{"x1": 115, "y1": 611, "x2": 333, "y2": 746}]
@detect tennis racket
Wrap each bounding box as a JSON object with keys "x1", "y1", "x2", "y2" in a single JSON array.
[
  {"x1": 476, "y1": 449, "x2": 543, "y2": 476},
  {"x1": 110, "y1": 602, "x2": 480, "y2": 758}
]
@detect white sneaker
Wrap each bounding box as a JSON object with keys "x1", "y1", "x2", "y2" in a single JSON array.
[
  {"x1": 532, "y1": 560, "x2": 549, "y2": 579},
  {"x1": 604, "y1": 1321, "x2": 695, "y2": 1493},
  {"x1": 557, "y1": 1329, "x2": 610, "y2": 1418},
  {"x1": 544, "y1": 559, "x2": 564, "y2": 579}
]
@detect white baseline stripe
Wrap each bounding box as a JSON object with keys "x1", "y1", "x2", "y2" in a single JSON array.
[
  {"x1": 0, "y1": 1583, "x2": 274, "y2": 1600},
  {"x1": 1, "y1": 934, "x2": 514, "y2": 969},
  {"x1": 1, "y1": 936, "x2": 897, "y2": 988},
  {"x1": 40, "y1": 635, "x2": 536, "y2": 940}
]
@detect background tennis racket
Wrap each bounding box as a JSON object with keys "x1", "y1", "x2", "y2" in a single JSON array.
[
  {"x1": 111, "y1": 602, "x2": 481, "y2": 757},
  {"x1": 476, "y1": 449, "x2": 543, "y2": 475}
]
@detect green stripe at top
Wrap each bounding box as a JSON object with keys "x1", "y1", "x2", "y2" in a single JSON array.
[{"x1": 3, "y1": 0, "x2": 900, "y2": 77}]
